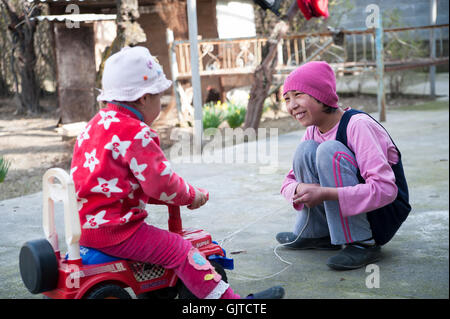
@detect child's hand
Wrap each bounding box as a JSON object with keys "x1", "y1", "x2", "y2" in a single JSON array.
[
  {"x1": 187, "y1": 188, "x2": 208, "y2": 210},
  {"x1": 293, "y1": 183, "x2": 338, "y2": 208},
  {"x1": 293, "y1": 183, "x2": 322, "y2": 208}
]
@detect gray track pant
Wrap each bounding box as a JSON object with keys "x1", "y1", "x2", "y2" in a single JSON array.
[{"x1": 292, "y1": 140, "x2": 373, "y2": 245}]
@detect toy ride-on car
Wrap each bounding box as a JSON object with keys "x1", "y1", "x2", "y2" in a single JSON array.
[{"x1": 19, "y1": 168, "x2": 233, "y2": 299}]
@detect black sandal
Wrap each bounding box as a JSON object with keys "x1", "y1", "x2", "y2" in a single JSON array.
[
  {"x1": 276, "y1": 232, "x2": 341, "y2": 250},
  {"x1": 326, "y1": 243, "x2": 381, "y2": 270},
  {"x1": 246, "y1": 286, "x2": 285, "y2": 299}
]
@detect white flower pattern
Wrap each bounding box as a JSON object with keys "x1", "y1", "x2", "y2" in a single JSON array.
[
  {"x1": 83, "y1": 210, "x2": 109, "y2": 229},
  {"x1": 119, "y1": 212, "x2": 133, "y2": 224},
  {"x1": 159, "y1": 192, "x2": 177, "y2": 204},
  {"x1": 134, "y1": 125, "x2": 157, "y2": 147},
  {"x1": 76, "y1": 191, "x2": 88, "y2": 211},
  {"x1": 77, "y1": 125, "x2": 91, "y2": 147},
  {"x1": 98, "y1": 110, "x2": 120, "y2": 130},
  {"x1": 104, "y1": 135, "x2": 131, "y2": 160},
  {"x1": 128, "y1": 181, "x2": 139, "y2": 199},
  {"x1": 130, "y1": 158, "x2": 147, "y2": 181},
  {"x1": 91, "y1": 177, "x2": 123, "y2": 198},
  {"x1": 83, "y1": 149, "x2": 100, "y2": 172},
  {"x1": 160, "y1": 161, "x2": 173, "y2": 178}
]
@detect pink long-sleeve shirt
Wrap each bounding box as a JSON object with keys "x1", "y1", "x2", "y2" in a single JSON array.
[{"x1": 280, "y1": 111, "x2": 399, "y2": 217}]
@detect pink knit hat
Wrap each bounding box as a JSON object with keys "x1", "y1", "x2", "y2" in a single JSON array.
[{"x1": 282, "y1": 61, "x2": 339, "y2": 108}]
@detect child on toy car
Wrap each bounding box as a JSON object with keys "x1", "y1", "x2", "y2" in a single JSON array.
[{"x1": 70, "y1": 46, "x2": 284, "y2": 299}]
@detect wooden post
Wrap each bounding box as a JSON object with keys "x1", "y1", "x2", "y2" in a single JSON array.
[
  {"x1": 429, "y1": 0, "x2": 437, "y2": 98},
  {"x1": 277, "y1": 39, "x2": 284, "y2": 67},
  {"x1": 54, "y1": 23, "x2": 97, "y2": 123},
  {"x1": 375, "y1": 14, "x2": 386, "y2": 122},
  {"x1": 166, "y1": 28, "x2": 182, "y2": 122},
  {"x1": 187, "y1": 0, "x2": 203, "y2": 154}
]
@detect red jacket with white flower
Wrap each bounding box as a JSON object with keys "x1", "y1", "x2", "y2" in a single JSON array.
[{"x1": 71, "y1": 103, "x2": 196, "y2": 248}]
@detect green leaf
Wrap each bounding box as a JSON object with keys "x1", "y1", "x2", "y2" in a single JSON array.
[{"x1": 0, "y1": 157, "x2": 11, "y2": 183}]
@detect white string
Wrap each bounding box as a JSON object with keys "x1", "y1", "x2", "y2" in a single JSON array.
[
  {"x1": 218, "y1": 205, "x2": 287, "y2": 247},
  {"x1": 217, "y1": 204, "x2": 311, "y2": 281},
  {"x1": 273, "y1": 207, "x2": 310, "y2": 265}
]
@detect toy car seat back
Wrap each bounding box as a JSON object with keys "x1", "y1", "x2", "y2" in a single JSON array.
[{"x1": 42, "y1": 168, "x2": 81, "y2": 262}]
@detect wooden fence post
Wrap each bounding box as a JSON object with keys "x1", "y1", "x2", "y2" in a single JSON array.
[
  {"x1": 375, "y1": 13, "x2": 386, "y2": 122},
  {"x1": 166, "y1": 28, "x2": 182, "y2": 122}
]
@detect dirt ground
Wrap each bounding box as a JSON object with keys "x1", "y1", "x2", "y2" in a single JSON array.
[{"x1": 0, "y1": 93, "x2": 433, "y2": 201}]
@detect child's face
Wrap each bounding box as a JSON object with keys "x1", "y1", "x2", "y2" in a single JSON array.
[
  {"x1": 283, "y1": 90, "x2": 325, "y2": 127},
  {"x1": 140, "y1": 93, "x2": 162, "y2": 126}
]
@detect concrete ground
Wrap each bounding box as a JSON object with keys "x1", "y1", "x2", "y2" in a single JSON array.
[{"x1": 0, "y1": 79, "x2": 448, "y2": 299}]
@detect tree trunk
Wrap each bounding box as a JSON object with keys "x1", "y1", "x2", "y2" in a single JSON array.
[
  {"x1": 1, "y1": 0, "x2": 41, "y2": 114},
  {"x1": 0, "y1": 75, "x2": 9, "y2": 97},
  {"x1": 18, "y1": 32, "x2": 40, "y2": 113},
  {"x1": 243, "y1": 20, "x2": 288, "y2": 130},
  {"x1": 95, "y1": 0, "x2": 146, "y2": 91}
]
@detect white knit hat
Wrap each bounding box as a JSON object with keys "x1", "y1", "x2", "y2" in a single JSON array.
[{"x1": 96, "y1": 46, "x2": 172, "y2": 102}]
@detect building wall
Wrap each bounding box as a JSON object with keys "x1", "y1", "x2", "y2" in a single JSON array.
[
  {"x1": 138, "y1": 0, "x2": 218, "y2": 89},
  {"x1": 216, "y1": 0, "x2": 256, "y2": 38}
]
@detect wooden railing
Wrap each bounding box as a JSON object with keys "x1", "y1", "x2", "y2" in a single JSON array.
[
  {"x1": 172, "y1": 37, "x2": 268, "y2": 77},
  {"x1": 168, "y1": 24, "x2": 449, "y2": 80}
]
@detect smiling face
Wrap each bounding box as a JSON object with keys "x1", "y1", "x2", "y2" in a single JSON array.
[
  {"x1": 284, "y1": 90, "x2": 344, "y2": 133},
  {"x1": 283, "y1": 90, "x2": 328, "y2": 128}
]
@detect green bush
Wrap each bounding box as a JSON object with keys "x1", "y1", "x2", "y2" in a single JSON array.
[
  {"x1": 225, "y1": 102, "x2": 246, "y2": 128},
  {"x1": 203, "y1": 102, "x2": 225, "y2": 130},
  {"x1": 0, "y1": 156, "x2": 11, "y2": 183},
  {"x1": 202, "y1": 100, "x2": 249, "y2": 130}
]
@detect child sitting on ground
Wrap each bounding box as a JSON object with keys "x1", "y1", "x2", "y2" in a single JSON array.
[
  {"x1": 277, "y1": 61, "x2": 411, "y2": 270},
  {"x1": 71, "y1": 46, "x2": 284, "y2": 298}
]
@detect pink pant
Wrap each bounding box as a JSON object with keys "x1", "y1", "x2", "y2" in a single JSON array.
[{"x1": 98, "y1": 223, "x2": 240, "y2": 299}]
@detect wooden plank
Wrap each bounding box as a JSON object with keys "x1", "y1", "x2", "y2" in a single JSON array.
[
  {"x1": 294, "y1": 38, "x2": 299, "y2": 65},
  {"x1": 301, "y1": 38, "x2": 306, "y2": 63}
]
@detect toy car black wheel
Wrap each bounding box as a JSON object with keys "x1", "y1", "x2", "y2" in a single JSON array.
[
  {"x1": 177, "y1": 260, "x2": 227, "y2": 299},
  {"x1": 84, "y1": 284, "x2": 132, "y2": 299},
  {"x1": 19, "y1": 239, "x2": 59, "y2": 294},
  {"x1": 136, "y1": 287, "x2": 178, "y2": 299}
]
